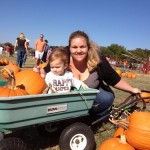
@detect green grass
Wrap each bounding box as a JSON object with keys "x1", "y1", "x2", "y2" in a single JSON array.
[{"x1": 0, "y1": 53, "x2": 150, "y2": 150}]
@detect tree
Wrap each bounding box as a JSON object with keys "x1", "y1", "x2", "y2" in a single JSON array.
[{"x1": 107, "y1": 44, "x2": 127, "y2": 60}]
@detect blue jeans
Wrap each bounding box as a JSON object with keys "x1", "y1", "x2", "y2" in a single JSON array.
[
  {"x1": 23, "y1": 53, "x2": 27, "y2": 64},
  {"x1": 17, "y1": 50, "x2": 26, "y2": 68},
  {"x1": 90, "y1": 87, "x2": 114, "y2": 115}
]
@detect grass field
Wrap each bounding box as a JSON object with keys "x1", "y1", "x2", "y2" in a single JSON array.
[{"x1": 0, "y1": 53, "x2": 150, "y2": 150}]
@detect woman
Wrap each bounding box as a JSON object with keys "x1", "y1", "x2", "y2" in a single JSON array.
[
  {"x1": 41, "y1": 30, "x2": 141, "y2": 115},
  {"x1": 14, "y1": 33, "x2": 28, "y2": 68}
]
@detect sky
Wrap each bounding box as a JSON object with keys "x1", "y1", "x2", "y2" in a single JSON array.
[{"x1": 0, "y1": 0, "x2": 150, "y2": 50}]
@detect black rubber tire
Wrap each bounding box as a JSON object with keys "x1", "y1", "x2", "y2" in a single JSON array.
[
  {"x1": 59, "y1": 122, "x2": 96, "y2": 150},
  {"x1": 0, "y1": 137, "x2": 28, "y2": 150},
  {"x1": 37, "y1": 122, "x2": 61, "y2": 137}
]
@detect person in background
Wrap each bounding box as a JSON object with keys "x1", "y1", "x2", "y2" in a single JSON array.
[
  {"x1": 42, "y1": 39, "x2": 50, "y2": 62},
  {"x1": 106, "y1": 55, "x2": 110, "y2": 63},
  {"x1": 14, "y1": 33, "x2": 28, "y2": 68},
  {"x1": 23, "y1": 39, "x2": 30, "y2": 65},
  {"x1": 41, "y1": 30, "x2": 141, "y2": 115},
  {"x1": 34, "y1": 34, "x2": 46, "y2": 68},
  {"x1": 5, "y1": 44, "x2": 11, "y2": 57},
  {"x1": 45, "y1": 48, "x2": 88, "y2": 93},
  {"x1": 46, "y1": 47, "x2": 52, "y2": 61},
  {"x1": 0, "y1": 45, "x2": 3, "y2": 55}
]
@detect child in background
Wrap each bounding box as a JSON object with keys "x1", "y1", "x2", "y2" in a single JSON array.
[
  {"x1": 45, "y1": 47, "x2": 88, "y2": 93},
  {"x1": 46, "y1": 47, "x2": 52, "y2": 61}
]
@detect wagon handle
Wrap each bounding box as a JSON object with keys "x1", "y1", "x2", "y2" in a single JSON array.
[
  {"x1": 91, "y1": 92, "x2": 150, "y2": 126},
  {"x1": 141, "y1": 89, "x2": 150, "y2": 93}
]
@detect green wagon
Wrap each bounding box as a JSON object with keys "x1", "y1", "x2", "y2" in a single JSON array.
[{"x1": 0, "y1": 80, "x2": 99, "y2": 150}]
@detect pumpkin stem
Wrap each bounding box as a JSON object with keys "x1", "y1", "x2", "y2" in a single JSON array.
[
  {"x1": 120, "y1": 134, "x2": 127, "y2": 144},
  {"x1": 3, "y1": 68, "x2": 16, "y2": 90},
  {"x1": 43, "y1": 83, "x2": 57, "y2": 94},
  {"x1": 109, "y1": 118, "x2": 129, "y2": 130}
]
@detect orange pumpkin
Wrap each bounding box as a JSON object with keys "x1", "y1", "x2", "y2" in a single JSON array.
[
  {"x1": 113, "y1": 127, "x2": 126, "y2": 138},
  {"x1": 0, "y1": 87, "x2": 28, "y2": 97},
  {"x1": 139, "y1": 92, "x2": 150, "y2": 103},
  {"x1": 126, "y1": 112, "x2": 150, "y2": 150},
  {"x1": 127, "y1": 72, "x2": 132, "y2": 78},
  {"x1": 0, "y1": 69, "x2": 28, "y2": 97},
  {"x1": 3, "y1": 58, "x2": 9, "y2": 65},
  {"x1": 131, "y1": 73, "x2": 136, "y2": 79},
  {"x1": 1, "y1": 62, "x2": 21, "y2": 79},
  {"x1": 15, "y1": 70, "x2": 46, "y2": 95},
  {"x1": 0, "y1": 60, "x2": 5, "y2": 66},
  {"x1": 39, "y1": 62, "x2": 48, "y2": 68},
  {"x1": 97, "y1": 135, "x2": 135, "y2": 150},
  {"x1": 121, "y1": 72, "x2": 126, "y2": 77}
]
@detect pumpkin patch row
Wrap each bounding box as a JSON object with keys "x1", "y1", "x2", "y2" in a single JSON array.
[
  {"x1": 0, "y1": 58, "x2": 9, "y2": 66},
  {"x1": 115, "y1": 69, "x2": 136, "y2": 79}
]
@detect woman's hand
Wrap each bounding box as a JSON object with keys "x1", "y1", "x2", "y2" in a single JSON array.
[
  {"x1": 131, "y1": 88, "x2": 141, "y2": 94},
  {"x1": 114, "y1": 79, "x2": 141, "y2": 94}
]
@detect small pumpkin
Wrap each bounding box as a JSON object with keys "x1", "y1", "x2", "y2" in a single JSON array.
[
  {"x1": 97, "y1": 135, "x2": 135, "y2": 150},
  {"x1": 1, "y1": 62, "x2": 21, "y2": 79},
  {"x1": 139, "y1": 92, "x2": 150, "y2": 103},
  {"x1": 0, "y1": 60, "x2": 5, "y2": 66},
  {"x1": 39, "y1": 62, "x2": 48, "y2": 68},
  {"x1": 0, "y1": 69, "x2": 28, "y2": 97},
  {"x1": 121, "y1": 72, "x2": 126, "y2": 77},
  {"x1": 131, "y1": 73, "x2": 136, "y2": 79},
  {"x1": 15, "y1": 70, "x2": 46, "y2": 95},
  {"x1": 3, "y1": 58, "x2": 9, "y2": 65},
  {"x1": 113, "y1": 127, "x2": 126, "y2": 138},
  {"x1": 126, "y1": 72, "x2": 132, "y2": 78}
]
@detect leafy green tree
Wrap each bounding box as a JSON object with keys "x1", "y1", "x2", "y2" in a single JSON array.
[
  {"x1": 107, "y1": 44, "x2": 127, "y2": 60},
  {"x1": 101, "y1": 46, "x2": 113, "y2": 57}
]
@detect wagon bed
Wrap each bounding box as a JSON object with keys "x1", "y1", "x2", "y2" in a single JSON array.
[{"x1": 0, "y1": 80, "x2": 99, "y2": 132}]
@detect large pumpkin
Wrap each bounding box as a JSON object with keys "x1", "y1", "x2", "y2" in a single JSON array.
[
  {"x1": 126, "y1": 112, "x2": 150, "y2": 150},
  {"x1": 97, "y1": 135, "x2": 135, "y2": 150},
  {"x1": 15, "y1": 70, "x2": 46, "y2": 95},
  {"x1": 1, "y1": 62, "x2": 21, "y2": 79}
]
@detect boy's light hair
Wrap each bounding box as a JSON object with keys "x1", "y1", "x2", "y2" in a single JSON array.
[{"x1": 49, "y1": 47, "x2": 69, "y2": 67}]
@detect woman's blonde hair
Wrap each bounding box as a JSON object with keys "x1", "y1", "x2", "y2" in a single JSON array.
[{"x1": 68, "y1": 30, "x2": 100, "y2": 72}]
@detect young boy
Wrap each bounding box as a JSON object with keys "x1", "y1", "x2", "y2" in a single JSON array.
[{"x1": 45, "y1": 48, "x2": 88, "y2": 93}]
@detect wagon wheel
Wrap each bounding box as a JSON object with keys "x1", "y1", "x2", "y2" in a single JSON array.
[
  {"x1": 37, "y1": 122, "x2": 61, "y2": 137},
  {"x1": 0, "y1": 137, "x2": 28, "y2": 150},
  {"x1": 59, "y1": 122, "x2": 96, "y2": 150}
]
